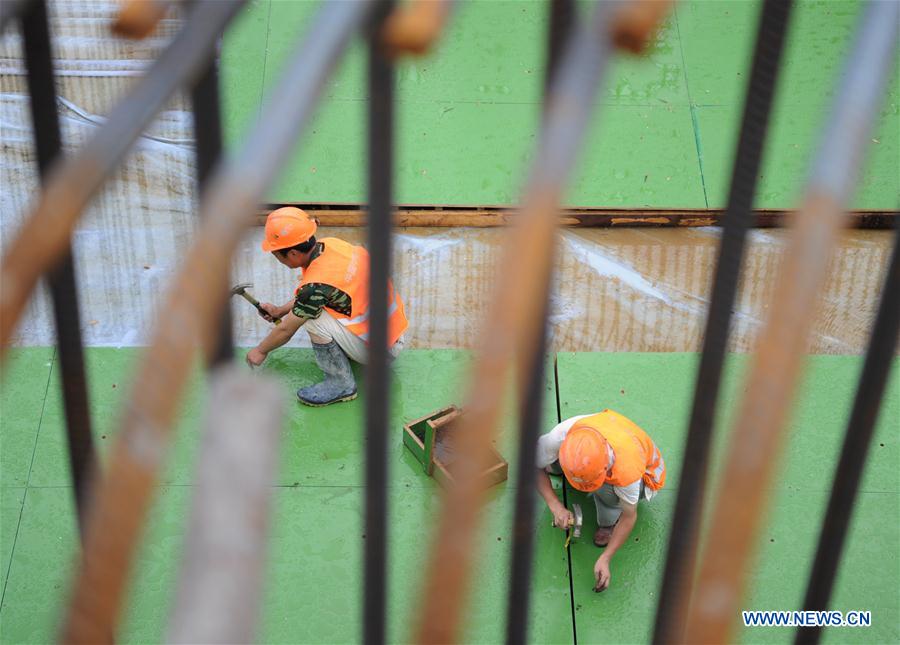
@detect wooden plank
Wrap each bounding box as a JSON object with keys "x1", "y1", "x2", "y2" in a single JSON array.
[{"x1": 253, "y1": 206, "x2": 898, "y2": 229}]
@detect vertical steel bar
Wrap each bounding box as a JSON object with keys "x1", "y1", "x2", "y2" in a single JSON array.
[
  {"x1": 0, "y1": 0, "x2": 245, "y2": 355},
  {"x1": 544, "y1": 0, "x2": 575, "y2": 95},
  {"x1": 652, "y1": 1, "x2": 793, "y2": 641},
  {"x1": 504, "y1": 2, "x2": 574, "y2": 642},
  {"x1": 415, "y1": 4, "x2": 620, "y2": 642},
  {"x1": 364, "y1": 1, "x2": 394, "y2": 643},
  {"x1": 61, "y1": 3, "x2": 374, "y2": 642},
  {"x1": 381, "y1": 0, "x2": 452, "y2": 56},
  {"x1": 795, "y1": 223, "x2": 900, "y2": 645},
  {"x1": 685, "y1": 3, "x2": 898, "y2": 641},
  {"x1": 191, "y1": 50, "x2": 234, "y2": 366},
  {"x1": 21, "y1": 0, "x2": 97, "y2": 538},
  {"x1": 1, "y1": 0, "x2": 30, "y2": 33},
  {"x1": 167, "y1": 368, "x2": 284, "y2": 644}
]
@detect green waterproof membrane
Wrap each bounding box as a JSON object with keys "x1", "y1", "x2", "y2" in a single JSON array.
[
  {"x1": 557, "y1": 352, "x2": 899, "y2": 645},
  {"x1": 221, "y1": 0, "x2": 897, "y2": 209},
  {"x1": 1, "y1": 348, "x2": 897, "y2": 643}
]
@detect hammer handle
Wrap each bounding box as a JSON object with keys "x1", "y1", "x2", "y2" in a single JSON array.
[{"x1": 240, "y1": 292, "x2": 281, "y2": 325}]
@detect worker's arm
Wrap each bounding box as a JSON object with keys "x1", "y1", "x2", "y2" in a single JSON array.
[
  {"x1": 246, "y1": 312, "x2": 305, "y2": 367},
  {"x1": 536, "y1": 469, "x2": 574, "y2": 531},
  {"x1": 593, "y1": 502, "x2": 637, "y2": 591}
]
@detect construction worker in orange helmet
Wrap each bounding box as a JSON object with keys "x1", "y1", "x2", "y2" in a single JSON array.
[
  {"x1": 535, "y1": 409, "x2": 666, "y2": 592},
  {"x1": 245, "y1": 207, "x2": 409, "y2": 406}
]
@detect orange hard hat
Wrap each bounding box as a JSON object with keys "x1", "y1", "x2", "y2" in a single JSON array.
[
  {"x1": 261, "y1": 207, "x2": 317, "y2": 252},
  {"x1": 559, "y1": 426, "x2": 610, "y2": 492}
]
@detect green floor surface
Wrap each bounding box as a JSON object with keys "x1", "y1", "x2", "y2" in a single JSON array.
[
  {"x1": 0, "y1": 349, "x2": 54, "y2": 488},
  {"x1": 556, "y1": 352, "x2": 899, "y2": 644},
  {"x1": 0, "y1": 349, "x2": 571, "y2": 644},
  {"x1": 2, "y1": 348, "x2": 897, "y2": 643},
  {"x1": 221, "y1": 0, "x2": 897, "y2": 209}
]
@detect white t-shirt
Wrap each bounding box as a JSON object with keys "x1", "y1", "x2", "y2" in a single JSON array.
[{"x1": 536, "y1": 414, "x2": 655, "y2": 505}]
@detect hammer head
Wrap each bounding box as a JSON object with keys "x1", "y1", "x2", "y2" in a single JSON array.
[
  {"x1": 230, "y1": 282, "x2": 252, "y2": 296},
  {"x1": 572, "y1": 503, "x2": 583, "y2": 538}
]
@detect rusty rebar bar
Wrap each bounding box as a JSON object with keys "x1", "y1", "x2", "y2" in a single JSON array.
[
  {"x1": 684, "y1": 3, "x2": 898, "y2": 642},
  {"x1": 413, "y1": 2, "x2": 648, "y2": 642},
  {"x1": 0, "y1": 0, "x2": 244, "y2": 357},
  {"x1": 60, "y1": 3, "x2": 373, "y2": 642},
  {"x1": 381, "y1": 0, "x2": 453, "y2": 57},
  {"x1": 191, "y1": 49, "x2": 234, "y2": 366},
  {"x1": 652, "y1": 1, "x2": 794, "y2": 641},
  {"x1": 166, "y1": 367, "x2": 284, "y2": 644},
  {"x1": 112, "y1": 0, "x2": 173, "y2": 39},
  {"x1": 363, "y1": 0, "x2": 395, "y2": 642},
  {"x1": 504, "y1": 1, "x2": 574, "y2": 642},
  {"x1": 795, "y1": 227, "x2": 900, "y2": 645},
  {"x1": 20, "y1": 0, "x2": 99, "y2": 538}
]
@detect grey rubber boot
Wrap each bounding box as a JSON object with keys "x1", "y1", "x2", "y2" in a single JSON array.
[{"x1": 297, "y1": 340, "x2": 358, "y2": 406}]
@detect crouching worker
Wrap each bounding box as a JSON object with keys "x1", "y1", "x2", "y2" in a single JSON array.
[
  {"x1": 535, "y1": 409, "x2": 666, "y2": 592},
  {"x1": 245, "y1": 207, "x2": 408, "y2": 406}
]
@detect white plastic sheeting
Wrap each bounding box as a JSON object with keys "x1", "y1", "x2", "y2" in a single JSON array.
[{"x1": 1, "y1": 2, "x2": 893, "y2": 354}]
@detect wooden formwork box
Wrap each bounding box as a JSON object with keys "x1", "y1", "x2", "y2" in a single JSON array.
[{"x1": 402, "y1": 405, "x2": 508, "y2": 489}]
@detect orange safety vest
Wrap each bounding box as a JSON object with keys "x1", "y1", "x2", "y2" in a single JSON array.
[
  {"x1": 296, "y1": 237, "x2": 409, "y2": 346},
  {"x1": 570, "y1": 409, "x2": 666, "y2": 491}
]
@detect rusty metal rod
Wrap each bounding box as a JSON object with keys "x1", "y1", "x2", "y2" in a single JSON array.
[
  {"x1": 166, "y1": 367, "x2": 284, "y2": 644},
  {"x1": 544, "y1": 0, "x2": 576, "y2": 95},
  {"x1": 363, "y1": 1, "x2": 395, "y2": 643},
  {"x1": 381, "y1": 0, "x2": 453, "y2": 57},
  {"x1": 0, "y1": 0, "x2": 244, "y2": 358},
  {"x1": 504, "y1": 1, "x2": 574, "y2": 641},
  {"x1": 112, "y1": 0, "x2": 173, "y2": 39},
  {"x1": 610, "y1": 0, "x2": 674, "y2": 54},
  {"x1": 795, "y1": 221, "x2": 900, "y2": 645},
  {"x1": 21, "y1": 0, "x2": 99, "y2": 539},
  {"x1": 413, "y1": 2, "x2": 622, "y2": 642},
  {"x1": 60, "y1": 2, "x2": 374, "y2": 642},
  {"x1": 685, "y1": 3, "x2": 898, "y2": 642},
  {"x1": 191, "y1": 49, "x2": 234, "y2": 367},
  {"x1": 652, "y1": 1, "x2": 794, "y2": 642}
]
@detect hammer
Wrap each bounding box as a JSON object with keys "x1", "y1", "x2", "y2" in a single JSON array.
[
  {"x1": 230, "y1": 283, "x2": 281, "y2": 325},
  {"x1": 553, "y1": 503, "x2": 583, "y2": 547}
]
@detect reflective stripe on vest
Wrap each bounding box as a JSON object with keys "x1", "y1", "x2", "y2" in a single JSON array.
[{"x1": 298, "y1": 237, "x2": 409, "y2": 345}]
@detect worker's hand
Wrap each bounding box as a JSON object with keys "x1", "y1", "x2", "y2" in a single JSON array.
[
  {"x1": 593, "y1": 555, "x2": 611, "y2": 592},
  {"x1": 551, "y1": 505, "x2": 574, "y2": 532},
  {"x1": 246, "y1": 347, "x2": 268, "y2": 368},
  {"x1": 258, "y1": 302, "x2": 280, "y2": 323}
]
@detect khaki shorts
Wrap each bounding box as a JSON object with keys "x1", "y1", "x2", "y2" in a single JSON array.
[{"x1": 304, "y1": 311, "x2": 405, "y2": 364}]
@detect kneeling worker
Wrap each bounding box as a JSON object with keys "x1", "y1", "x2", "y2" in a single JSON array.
[
  {"x1": 245, "y1": 207, "x2": 409, "y2": 406},
  {"x1": 536, "y1": 409, "x2": 666, "y2": 591}
]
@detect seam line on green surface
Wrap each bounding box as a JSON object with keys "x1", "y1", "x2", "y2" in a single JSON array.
[
  {"x1": 1, "y1": 347, "x2": 56, "y2": 609},
  {"x1": 555, "y1": 356, "x2": 579, "y2": 645},
  {"x1": 689, "y1": 105, "x2": 710, "y2": 208},
  {"x1": 286, "y1": 97, "x2": 695, "y2": 109},
  {"x1": 258, "y1": 0, "x2": 274, "y2": 123},
  {"x1": 24, "y1": 346, "x2": 56, "y2": 489},
  {"x1": 674, "y1": 6, "x2": 709, "y2": 208}
]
